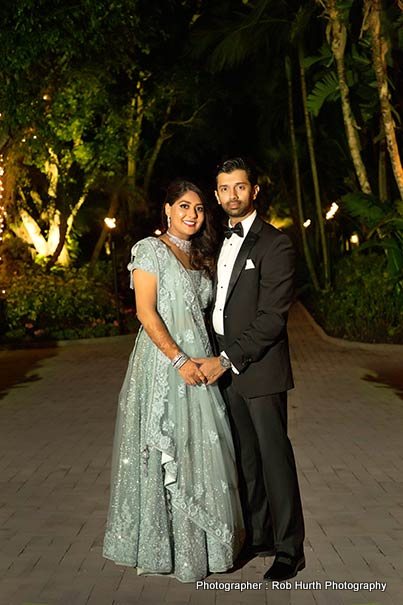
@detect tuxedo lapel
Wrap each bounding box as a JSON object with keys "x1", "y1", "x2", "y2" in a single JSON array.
[{"x1": 225, "y1": 216, "x2": 262, "y2": 305}]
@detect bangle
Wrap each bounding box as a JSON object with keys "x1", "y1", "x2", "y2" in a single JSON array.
[
  {"x1": 175, "y1": 355, "x2": 189, "y2": 370},
  {"x1": 171, "y1": 352, "x2": 183, "y2": 366},
  {"x1": 171, "y1": 352, "x2": 189, "y2": 369}
]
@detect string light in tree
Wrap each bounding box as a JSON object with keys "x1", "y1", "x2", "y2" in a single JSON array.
[
  {"x1": 0, "y1": 109, "x2": 9, "y2": 299},
  {"x1": 0, "y1": 153, "x2": 6, "y2": 293}
]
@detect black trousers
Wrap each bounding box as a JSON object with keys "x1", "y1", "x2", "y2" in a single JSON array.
[{"x1": 219, "y1": 368, "x2": 305, "y2": 556}]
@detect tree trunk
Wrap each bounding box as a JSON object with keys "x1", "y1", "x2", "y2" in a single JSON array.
[
  {"x1": 143, "y1": 131, "x2": 172, "y2": 198},
  {"x1": 66, "y1": 191, "x2": 88, "y2": 238},
  {"x1": 89, "y1": 191, "x2": 120, "y2": 273},
  {"x1": 46, "y1": 209, "x2": 70, "y2": 265},
  {"x1": 127, "y1": 80, "x2": 145, "y2": 213},
  {"x1": 286, "y1": 57, "x2": 320, "y2": 291},
  {"x1": 17, "y1": 208, "x2": 48, "y2": 255},
  {"x1": 46, "y1": 212, "x2": 68, "y2": 269},
  {"x1": 45, "y1": 188, "x2": 88, "y2": 267},
  {"x1": 299, "y1": 45, "x2": 330, "y2": 288},
  {"x1": 324, "y1": 0, "x2": 372, "y2": 194},
  {"x1": 13, "y1": 207, "x2": 70, "y2": 263},
  {"x1": 17, "y1": 191, "x2": 87, "y2": 266},
  {"x1": 378, "y1": 124, "x2": 388, "y2": 202},
  {"x1": 364, "y1": 0, "x2": 403, "y2": 200},
  {"x1": 143, "y1": 100, "x2": 208, "y2": 197},
  {"x1": 143, "y1": 101, "x2": 174, "y2": 196}
]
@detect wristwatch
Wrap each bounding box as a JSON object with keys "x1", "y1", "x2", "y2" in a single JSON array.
[{"x1": 219, "y1": 354, "x2": 232, "y2": 370}]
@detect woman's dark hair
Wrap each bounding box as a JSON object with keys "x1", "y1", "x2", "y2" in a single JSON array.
[
  {"x1": 161, "y1": 179, "x2": 219, "y2": 278},
  {"x1": 216, "y1": 157, "x2": 258, "y2": 187}
]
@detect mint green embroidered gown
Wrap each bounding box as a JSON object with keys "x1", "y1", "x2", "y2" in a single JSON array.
[{"x1": 103, "y1": 237, "x2": 244, "y2": 583}]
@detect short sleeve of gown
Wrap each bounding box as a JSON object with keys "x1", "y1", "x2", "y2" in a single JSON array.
[{"x1": 127, "y1": 238, "x2": 158, "y2": 289}]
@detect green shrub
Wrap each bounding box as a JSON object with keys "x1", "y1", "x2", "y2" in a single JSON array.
[
  {"x1": 2, "y1": 264, "x2": 120, "y2": 341},
  {"x1": 304, "y1": 253, "x2": 403, "y2": 343}
]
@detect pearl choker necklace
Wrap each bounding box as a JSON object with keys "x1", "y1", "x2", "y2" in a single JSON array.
[{"x1": 166, "y1": 230, "x2": 192, "y2": 254}]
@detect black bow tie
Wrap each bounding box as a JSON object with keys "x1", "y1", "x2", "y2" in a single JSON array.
[{"x1": 224, "y1": 222, "x2": 244, "y2": 239}]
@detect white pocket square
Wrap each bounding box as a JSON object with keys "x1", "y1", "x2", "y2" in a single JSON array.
[{"x1": 245, "y1": 259, "x2": 255, "y2": 270}]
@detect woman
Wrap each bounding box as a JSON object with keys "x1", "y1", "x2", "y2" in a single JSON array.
[{"x1": 103, "y1": 180, "x2": 244, "y2": 583}]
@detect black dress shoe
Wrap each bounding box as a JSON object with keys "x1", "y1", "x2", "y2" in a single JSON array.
[{"x1": 264, "y1": 551, "x2": 305, "y2": 581}]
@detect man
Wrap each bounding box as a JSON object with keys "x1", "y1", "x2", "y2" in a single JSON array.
[{"x1": 194, "y1": 157, "x2": 305, "y2": 581}]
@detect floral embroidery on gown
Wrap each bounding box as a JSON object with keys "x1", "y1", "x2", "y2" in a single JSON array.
[{"x1": 103, "y1": 237, "x2": 244, "y2": 583}]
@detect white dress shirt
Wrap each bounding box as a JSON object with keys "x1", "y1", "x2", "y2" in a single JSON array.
[{"x1": 213, "y1": 210, "x2": 257, "y2": 336}]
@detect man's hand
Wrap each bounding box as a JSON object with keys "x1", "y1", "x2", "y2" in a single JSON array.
[
  {"x1": 177, "y1": 359, "x2": 207, "y2": 386},
  {"x1": 192, "y1": 356, "x2": 227, "y2": 385}
]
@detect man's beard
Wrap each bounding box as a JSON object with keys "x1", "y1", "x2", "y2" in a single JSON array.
[{"x1": 225, "y1": 203, "x2": 253, "y2": 217}]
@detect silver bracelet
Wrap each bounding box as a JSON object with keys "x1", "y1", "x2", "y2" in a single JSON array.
[
  {"x1": 175, "y1": 354, "x2": 189, "y2": 370},
  {"x1": 171, "y1": 353, "x2": 183, "y2": 367},
  {"x1": 171, "y1": 352, "x2": 189, "y2": 369}
]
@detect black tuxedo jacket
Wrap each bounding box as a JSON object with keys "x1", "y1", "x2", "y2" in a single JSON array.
[{"x1": 214, "y1": 215, "x2": 295, "y2": 398}]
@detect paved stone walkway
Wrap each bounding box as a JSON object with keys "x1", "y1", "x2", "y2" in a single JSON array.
[{"x1": 1, "y1": 303, "x2": 402, "y2": 605}]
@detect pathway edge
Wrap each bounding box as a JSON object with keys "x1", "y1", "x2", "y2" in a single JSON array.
[{"x1": 296, "y1": 300, "x2": 403, "y2": 353}]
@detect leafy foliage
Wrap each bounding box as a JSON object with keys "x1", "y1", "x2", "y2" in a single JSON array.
[
  {"x1": 342, "y1": 192, "x2": 390, "y2": 229},
  {"x1": 3, "y1": 264, "x2": 120, "y2": 341},
  {"x1": 0, "y1": 0, "x2": 213, "y2": 267},
  {"x1": 341, "y1": 192, "x2": 403, "y2": 279},
  {"x1": 306, "y1": 71, "x2": 340, "y2": 116},
  {"x1": 305, "y1": 253, "x2": 403, "y2": 343},
  {"x1": 0, "y1": 0, "x2": 402, "y2": 344}
]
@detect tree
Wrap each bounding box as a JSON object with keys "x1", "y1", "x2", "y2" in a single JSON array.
[
  {"x1": 296, "y1": 24, "x2": 330, "y2": 288},
  {"x1": 4, "y1": 68, "x2": 124, "y2": 266},
  {"x1": 0, "y1": 0, "x2": 210, "y2": 266},
  {"x1": 193, "y1": 0, "x2": 331, "y2": 288},
  {"x1": 362, "y1": 0, "x2": 403, "y2": 200},
  {"x1": 318, "y1": 0, "x2": 372, "y2": 195},
  {"x1": 285, "y1": 56, "x2": 320, "y2": 290}
]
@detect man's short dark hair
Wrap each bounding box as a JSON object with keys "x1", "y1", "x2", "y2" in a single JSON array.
[{"x1": 216, "y1": 157, "x2": 258, "y2": 187}]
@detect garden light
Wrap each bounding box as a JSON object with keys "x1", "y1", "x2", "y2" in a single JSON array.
[
  {"x1": 303, "y1": 219, "x2": 311, "y2": 228},
  {"x1": 350, "y1": 234, "x2": 359, "y2": 245},
  {"x1": 104, "y1": 217, "x2": 117, "y2": 229},
  {"x1": 103, "y1": 217, "x2": 121, "y2": 333},
  {"x1": 326, "y1": 202, "x2": 339, "y2": 220},
  {"x1": 154, "y1": 229, "x2": 162, "y2": 235}
]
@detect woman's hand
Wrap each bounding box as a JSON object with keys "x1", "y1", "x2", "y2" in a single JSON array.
[
  {"x1": 191, "y1": 357, "x2": 227, "y2": 385},
  {"x1": 178, "y1": 359, "x2": 207, "y2": 386}
]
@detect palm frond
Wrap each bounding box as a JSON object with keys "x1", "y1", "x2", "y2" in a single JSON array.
[
  {"x1": 191, "y1": 0, "x2": 289, "y2": 72},
  {"x1": 341, "y1": 192, "x2": 390, "y2": 229},
  {"x1": 335, "y1": 0, "x2": 355, "y2": 20},
  {"x1": 350, "y1": 42, "x2": 371, "y2": 67},
  {"x1": 358, "y1": 239, "x2": 403, "y2": 277},
  {"x1": 396, "y1": 199, "x2": 403, "y2": 217},
  {"x1": 290, "y1": 4, "x2": 316, "y2": 45},
  {"x1": 208, "y1": 13, "x2": 290, "y2": 71},
  {"x1": 303, "y1": 43, "x2": 333, "y2": 69},
  {"x1": 306, "y1": 71, "x2": 339, "y2": 116}
]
